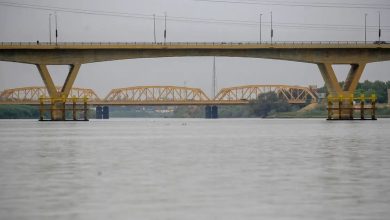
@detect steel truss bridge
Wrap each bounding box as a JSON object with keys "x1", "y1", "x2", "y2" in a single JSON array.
[{"x1": 0, "y1": 85, "x2": 317, "y2": 105}]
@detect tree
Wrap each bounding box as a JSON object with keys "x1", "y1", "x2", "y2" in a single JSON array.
[
  {"x1": 249, "y1": 92, "x2": 292, "y2": 118},
  {"x1": 319, "y1": 80, "x2": 390, "y2": 103},
  {"x1": 356, "y1": 80, "x2": 389, "y2": 103}
]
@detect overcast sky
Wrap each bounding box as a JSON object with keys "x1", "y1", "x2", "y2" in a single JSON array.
[{"x1": 0, "y1": 0, "x2": 389, "y2": 97}]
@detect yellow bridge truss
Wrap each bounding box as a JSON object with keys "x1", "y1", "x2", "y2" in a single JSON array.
[
  {"x1": 0, "y1": 85, "x2": 317, "y2": 105},
  {"x1": 215, "y1": 85, "x2": 318, "y2": 104},
  {"x1": 104, "y1": 86, "x2": 210, "y2": 105},
  {"x1": 0, "y1": 86, "x2": 100, "y2": 104}
]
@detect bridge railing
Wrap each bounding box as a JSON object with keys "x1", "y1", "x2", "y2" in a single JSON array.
[{"x1": 0, "y1": 41, "x2": 385, "y2": 46}]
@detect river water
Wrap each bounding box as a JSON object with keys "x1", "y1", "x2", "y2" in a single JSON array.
[{"x1": 0, "y1": 118, "x2": 389, "y2": 220}]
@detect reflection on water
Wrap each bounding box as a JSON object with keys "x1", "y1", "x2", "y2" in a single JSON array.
[{"x1": 0, "y1": 119, "x2": 390, "y2": 220}]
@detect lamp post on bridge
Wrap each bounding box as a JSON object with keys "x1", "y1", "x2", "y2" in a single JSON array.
[
  {"x1": 55, "y1": 12, "x2": 58, "y2": 45},
  {"x1": 153, "y1": 14, "x2": 156, "y2": 43},
  {"x1": 364, "y1": 13, "x2": 367, "y2": 44},
  {"x1": 270, "y1": 11, "x2": 274, "y2": 44},
  {"x1": 259, "y1": 13, "x2": 262, "y2": 43},
  {"x1": 378, "y1": 11, "x2": 381, "y2": 42},
  {"x1": 164, "y1": 12, "x2": 167, "y2": 44},
  {"x1": 49, "y1": 13, "x2": 52, "y2": 44}
]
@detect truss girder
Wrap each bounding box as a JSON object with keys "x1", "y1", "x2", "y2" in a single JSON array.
[
  {"x1": 0, "y1": 86, "x2": 100, "y2": 102},
  {"x1": 104, "y1": 86, "x2": 211, "y2": 103},
  {"x1": 214, "y1": 85, "x2": 317, "y2": 104},
  {"x1": 1, "y1": 85, "x2": 317, "y2": 105}
]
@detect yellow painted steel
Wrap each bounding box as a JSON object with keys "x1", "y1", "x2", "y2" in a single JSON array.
[
  {"x1": 327, "y1": 94, "x2": 376, "y2": 102},
  {"x1": 39, "y1": 96, "x2": 89, "y2": 121},
  {"x1": 104, "y1": 86, "x2": 210, "y2": 103},
  {"x1": 0, "y1": 85, "x2": 317, "y2": 105},
  {"x1": 327, "y1": 93, "x2": 377, "y2": 120},
  {"x1": 214, "y1": 85, "x2": 318, "y2": 104},
  {"x1": 0, "y1": 86, "x2": 100, "y2": 104}
]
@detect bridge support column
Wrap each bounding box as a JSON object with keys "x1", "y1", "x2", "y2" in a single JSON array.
[
  {"x1": 205, "y1": 106, "x2": 212, "y2": 119},
  {"x1": 96, "y1": 106, "x2": 103, "y2": 119},
  {"x1": 317, "y1": 63, "x2": 366, "y2": 97},
  {"x1": 317, "y1": 63, "x2": 366, "y2": 119},
  {"x1": 95, "y1": 106, "x2": 109, "y2": 119},
  {"x1": 102, "y1": 106, "x2": 110, "y2": 119},
  {"x1": 36, "y1": 63, "x2": 82, "y2": 121},
  {"x1": 211, "y1": 105, "x2": 219, "y2": 119},
  {"x1": 205, "y1": 105, "x2": 218, "y2": 119}
]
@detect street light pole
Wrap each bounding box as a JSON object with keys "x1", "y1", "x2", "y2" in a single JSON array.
[
  {"x1": 365, "y1": 13, "x2": 367, "y2": 44},
  {"x1": 49, "y1": 14, "x2": 52, "y2": 44},
  {"x1": 378, "y1": 11, "x2": 381, "y2": 41},
  {"x1": 153, "y1": 14, "x2": 156, "y2": 43},
  {"x1": 259, "y1": 13, "x2": 262, "y2": 43},
  {"x1": 212, "y1": 56, "x2": 216, "y2": 98},
  {"x1": 164, "y1": 12, "x2": 167, "y2": 44},
  {"x1": 270, "y1": 11, "x2": 273, "y2": 44},
  {"x1": 55, "y1": 12, "x2": 58, "y2": 45}
]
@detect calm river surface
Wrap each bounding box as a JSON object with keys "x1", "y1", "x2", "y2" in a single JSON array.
[{"x1": 0, "y1": 118, "x2": 389, "y2": 220}]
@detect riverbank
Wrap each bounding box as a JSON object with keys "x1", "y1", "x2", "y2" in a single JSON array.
[
  {"x1": 0, "y1": 105, "x2": 39, "y2": 119},
  {"x1": 1, "y1": 103, "x2": 390, "y2": 119},
  {"x1": 268, "y1": 103, "x2": 390, "y2": 118}
]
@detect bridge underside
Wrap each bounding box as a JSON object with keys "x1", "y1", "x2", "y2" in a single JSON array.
[{"x1": 1, "y1": 48, "x2": 389, "y2": 64}]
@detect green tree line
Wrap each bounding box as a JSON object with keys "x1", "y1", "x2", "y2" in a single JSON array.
[
  {"x1": 318, "y1": 80, "x2": 390, "y2": 103},
  {"x1": 0, "y1": 105, "x2": 39, "y2": 119}
]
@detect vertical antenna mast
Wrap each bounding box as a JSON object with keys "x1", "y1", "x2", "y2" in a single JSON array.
[{"x1": 212, "y1": 57, "x2": 216, "y2": 98}]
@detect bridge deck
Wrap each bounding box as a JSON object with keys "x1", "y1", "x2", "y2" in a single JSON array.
[
  {"x1": 1, "y1": 41, "x2": 389, "y2": 65},
  {"x1": 1, "y1": 41, "x2": 389, "y2": 49}
]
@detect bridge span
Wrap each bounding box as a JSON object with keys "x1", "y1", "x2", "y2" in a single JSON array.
[
  {"x1": 0, "y1": 41, "x2": 388, "y2": 120},
  {"x1": 0, "y1": 85, "x2": 317, "y2": 105}
]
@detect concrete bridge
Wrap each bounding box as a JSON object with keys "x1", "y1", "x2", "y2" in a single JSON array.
[{"x1": 0, "y1": 41, "x2": 389, "y2": 120}]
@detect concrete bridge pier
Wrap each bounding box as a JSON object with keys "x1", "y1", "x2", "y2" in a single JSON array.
[
  {"x1": 96, "y1": 106, "x2": 109, "y2": 119},
  {"x1": 318, "y1": 62, "x2": 366, "y2": 119},
  {"x1": 102, "y1": 106, "x2": 109, "y2": 119},
  {"x1": 36, "y1": 63, "x2": 81, "y2": 121},
  {"x1": 205, "y1": 105, "x2": 218, "y2": 119},
  {"x1": 96, "y1": 106, "x2": 110, "y2": 119},
  {"x1": 96, "y1": 106, "x2": 103, "y2": 119}
]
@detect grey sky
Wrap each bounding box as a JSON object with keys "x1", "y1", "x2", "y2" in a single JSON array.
[{"x1": 0, "y1": 0, "x2": 389, "y2": 97}]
